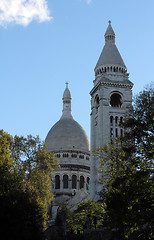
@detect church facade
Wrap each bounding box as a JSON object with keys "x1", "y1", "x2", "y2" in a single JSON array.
[
  {"x1": 45, "y1": 83, "x2": 90, "y2": 217},
  {"x1": 45, "y1": 21, "x2": 133, "y2": 213}
]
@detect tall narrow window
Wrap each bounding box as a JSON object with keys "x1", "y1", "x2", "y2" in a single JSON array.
[
  {"x1": 55, "y1": 175, "x2": 60, "y2": 189},
  {"x1": 80, "y1": 176, "x2": 84, "y2": 189},
  {"x1": 86, "y1": 177, "x2": 90, "y2": 191},
  {"x1": 110, "y1": 116, "x2": 113, "y2": 125},
  {"x1": 95, "y1": 95, "x2": 99, "y2": 108},
  {"x1": 120, "y1": 129, "x2": 123, "y2": 137},
  {"x1": 115, "y1": 128, "x2": 118, "y2": 137},
  {"x1": 115, "y1": 116, "x2": 118, "y2": 125},
  {"x1": 120, "y1": 117, "x2": 123, "y2": 124},
  {"x1": 72, "y1": 175, "x2": 77, "y2": 189},
  {"x1": 110, "y1": 128, "x2": 113, "y2": 141},
  {"x1": 63, "y1": 175, "x2": 68, "y2": 189}
]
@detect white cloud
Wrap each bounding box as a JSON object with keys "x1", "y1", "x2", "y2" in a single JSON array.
[{"x1": 0, "y1": 0, "x2": 52, "y2": 27}]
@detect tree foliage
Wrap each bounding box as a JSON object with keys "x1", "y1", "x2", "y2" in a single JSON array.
[
  {"x1": 11, "y1": 134, "x2": 59, "y2": 208},
  {"x1": 95, "y1": 86, "x2": 154, "y2": 239},
  {"x1": 67, "y1": 200, "x2": 105, "y2": 234},
  {"x1": 123, "y1": 85, "x2": 154, "y2": 163},
  {"x1": 0, "y1": 130, "x2": 59, "y2": 239},
  {"x1": 0, "y1": 191, "x2": 44, "y2": 240}
]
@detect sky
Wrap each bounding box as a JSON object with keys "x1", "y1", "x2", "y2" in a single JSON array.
[{"x1": 0, "y1": 0, "x2": 154, "y2": 141}]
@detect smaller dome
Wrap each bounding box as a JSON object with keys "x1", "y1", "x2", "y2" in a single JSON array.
[
  {"x1": 45, "y1": 84, "x2": 90, "y2": 154},
  {"x1": 45, "y1": 118, "x2": 90, "y2": 153}
]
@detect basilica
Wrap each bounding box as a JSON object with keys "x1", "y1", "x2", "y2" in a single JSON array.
[{"x1": 45, "y1": 21, "x2": 133, "y2": 216}]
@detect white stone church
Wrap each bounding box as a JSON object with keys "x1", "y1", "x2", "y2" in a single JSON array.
[{"x1": 45, "y1": 21, "x2": 133, "y2": 217}]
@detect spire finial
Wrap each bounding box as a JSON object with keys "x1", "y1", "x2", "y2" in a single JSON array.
[
  {"x1": 66, "y1": 82, "x2": 68, "y2": 88},
  {"x1": 108, "y1": 20, "x2": 111, "y2": 24}
]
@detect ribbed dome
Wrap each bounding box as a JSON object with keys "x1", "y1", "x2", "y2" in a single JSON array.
[{"x1": 45, "y1": 118, "x2": 90, "y2": 153}]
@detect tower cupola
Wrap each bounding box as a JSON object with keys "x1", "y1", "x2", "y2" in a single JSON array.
[
  {"x1": 95, "y1": 21, "x2": 127, "y2": 79},
  {"x1": 105, "y1": 20, "x2": 115, "y2": 44}
]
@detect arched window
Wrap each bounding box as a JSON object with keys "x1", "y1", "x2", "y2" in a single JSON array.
[
  {"x1": 120, "y1": 117, "x2": 123, "y2": 124},
  {"x1": 72, "y1": 175, "x2": 77, "y2": 189},
  {"x1": 110, "y1": 93, "x2": 122, "y2": 108},
  {"x1": 63, "y1": 175, "x2": 68, "y2": 189},
  {"x1": 80, "y1": 176, "x2": 84, "y2": 189},
  {"x1": 55, "y1": 175, "x2": 60, "y2": 189},
  {"x1": 110, "y1": 116, "x2": 113, "y2": 125},
  {"x1": 95, "y1": 95, "x2": 99, "y2": 108},
  {"x1": 115, "y1": 116, "x2": 118, "y2": 125}
]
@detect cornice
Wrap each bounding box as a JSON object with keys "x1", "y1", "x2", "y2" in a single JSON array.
[{"x1": 90, "y1": 77, "x2": 133, "y2": 96}]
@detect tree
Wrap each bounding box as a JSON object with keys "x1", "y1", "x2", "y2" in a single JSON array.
[
  {"x1": 0, "y1": 191, "x2": 44, "y2": 240},
  {"x1": 0, "y1": 130, "x2": 21, "y2": 196},
  {"x1": 123, "y1": 85, "x2": 154, "y2": 164},
  {"x1": 67, "y1": 200, "x2": 105, "y2": 234},
  {"x1": 9, "y1": 134, "x2": 60, "y2": 226},
  {"x1": 95, "y1": 86, "x2": 154, "y2": 239},
  {"x1": 0, "y1": 130, "x2": 60, "y2": 239}
]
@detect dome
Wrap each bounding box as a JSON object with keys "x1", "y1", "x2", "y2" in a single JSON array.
[
  {"x1": 45, "y1": 83, "x2": 90, "y2": 153},
  {"x1": 45, "y1": 118, "x2": 90, "y2": 153}
]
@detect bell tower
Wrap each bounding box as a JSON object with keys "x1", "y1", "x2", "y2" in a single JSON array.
[{"x1": 90, "y1": 21, "x2": 133, "y2": 200}]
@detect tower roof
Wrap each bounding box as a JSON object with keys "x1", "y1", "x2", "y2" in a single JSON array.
[{"x1": 95, "y1": 21, "x2": 127, "y2": 72}]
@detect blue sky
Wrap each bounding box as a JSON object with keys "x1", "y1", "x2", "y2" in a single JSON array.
[{"x1": 0, "y1": 0, "x2": 154, "y2": 141}]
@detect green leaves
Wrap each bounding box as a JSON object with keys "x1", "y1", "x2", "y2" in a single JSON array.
[
  {"x1": 95, "y1": 86, "x2": 154, "y2": 239},
  {"x1": 0, "y1": 130, "x2": 60, "y2": 235},
  {"x1": 123, "y1": 85, "x2": 154, "y2": 163},
  {"x1": 67, "y1": 200, "x2": 105, "y2": 234}
]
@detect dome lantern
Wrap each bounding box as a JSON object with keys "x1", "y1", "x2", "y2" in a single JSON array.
[{"x1": 61, "y1": 82, "x2": 73, "y2": 119}]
